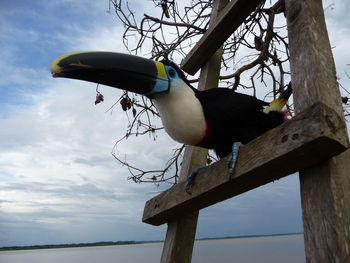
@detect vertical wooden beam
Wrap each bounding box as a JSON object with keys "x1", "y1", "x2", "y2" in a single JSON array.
[
  {"x1": 285, "y1": 0, "x2": 350, "y2": 262},
  {"x1": 160, "y1": 147, "x2": 205, "y2": 263},
  {"x1": 160, "y1": 1, "x2": 228, "y2": 262}
]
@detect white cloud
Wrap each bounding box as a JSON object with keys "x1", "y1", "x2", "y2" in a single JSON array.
[
  {"x1": 324, "y1": 1, "x2": 350, "y2": 76},
  {"x1": 0, "y1": 2, "x2": 174, "y2": 246}
]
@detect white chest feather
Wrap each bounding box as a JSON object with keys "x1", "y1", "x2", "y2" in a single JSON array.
[{"x1": 152, "y1": 82, "x2": 207, "y2": 145}]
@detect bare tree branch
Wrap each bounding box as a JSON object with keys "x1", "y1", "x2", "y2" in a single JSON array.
[{"x1": 108, "y1": 0, "x2": 293, "y2": 185}]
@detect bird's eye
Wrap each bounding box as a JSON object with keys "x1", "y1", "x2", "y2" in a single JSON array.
[{"x1": 168, "y1": 68, "x2": 176, "y2": 78}]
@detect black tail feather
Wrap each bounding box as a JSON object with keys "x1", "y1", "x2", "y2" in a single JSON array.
[{"x1": 279, "y1": 82, "x2": 293, "y2": 100}]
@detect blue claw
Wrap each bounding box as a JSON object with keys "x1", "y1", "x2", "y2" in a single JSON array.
[
  {"x1": 185, "y1": 166, "x2": 206, "y2": 194},
  {"x1": 228, "y1": 142, "x2": 242, "y2": 175}
]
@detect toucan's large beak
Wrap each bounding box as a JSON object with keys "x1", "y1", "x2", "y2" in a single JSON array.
[{"x1": 50, "y1": 51, "x2": 169, "y2": 97}]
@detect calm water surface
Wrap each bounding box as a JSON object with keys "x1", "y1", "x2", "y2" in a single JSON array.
[{"x1": 0, "y1": 234, "x2": 305, "y2": 263}]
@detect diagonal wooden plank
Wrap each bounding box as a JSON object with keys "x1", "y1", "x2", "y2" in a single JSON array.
[
  {"x1": 143, "y1": 103, "x2": 348, "y2": 226},
  {"x1": 181, "y1": 0, "x2": 263, "y2": 75}
]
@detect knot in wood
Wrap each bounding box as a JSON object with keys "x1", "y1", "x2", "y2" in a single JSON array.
[
  {"x1": 281, "y1": 135, "x2": 289, "y2": 143},
  {"x1": 292, "y1": 133, "x2": 299, "y2": 140}
]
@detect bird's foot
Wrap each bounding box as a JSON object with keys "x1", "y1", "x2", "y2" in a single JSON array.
[
  {"x1": 185, "y1": 166, "x2": 206, "y2": 195},
  {"x1": 228, "y1": 142, "x2": 242, "y2": 176}
]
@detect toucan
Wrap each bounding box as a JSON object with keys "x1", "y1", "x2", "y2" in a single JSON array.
[{"x1": 50, "y1": 51, "x2": 292, "y2": 190}]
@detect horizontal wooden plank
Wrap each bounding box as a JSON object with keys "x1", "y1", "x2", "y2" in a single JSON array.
[
  {"x1": 181, "y1": 0, "x2": 264, "y2": 75},
  {"x1": 142, "y1": 103, "x2": 349, "y2": 226}
]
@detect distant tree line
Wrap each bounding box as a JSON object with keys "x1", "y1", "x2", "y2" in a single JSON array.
[{"x1": 0, "y1": 241, "x2": 140, "y2": 251}]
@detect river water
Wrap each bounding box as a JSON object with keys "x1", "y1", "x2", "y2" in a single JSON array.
[{"x1": 0, "y1": 234, "x2": 305, "y2": 263}]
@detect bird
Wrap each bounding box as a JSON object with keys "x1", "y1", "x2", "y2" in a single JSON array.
[{"x1": 50, "y1": 51, "x2": 292, "y2": 191}]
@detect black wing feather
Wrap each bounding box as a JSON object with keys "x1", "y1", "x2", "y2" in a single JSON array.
[{"x1": 194, "y1": 88, "x2": 283, "y2": 158}]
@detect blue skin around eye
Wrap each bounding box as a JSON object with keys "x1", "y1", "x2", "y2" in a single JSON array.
[
  {"x1": 165, "y1": 65, "x2": 179, "y2": 80},
  {"x1": 145, "y1": 65, "x2": 179, "y2": 97}
]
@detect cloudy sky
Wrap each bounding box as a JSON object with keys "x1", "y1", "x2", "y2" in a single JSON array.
[{"x1": 1, "y1": 0, "x2": 349, "y2": 247}]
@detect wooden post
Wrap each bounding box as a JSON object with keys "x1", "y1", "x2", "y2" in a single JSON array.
[
  {"x1": 285, "y1": 0, "x2": 350, "y2": 262},
  {"x1": 160, "y1": 147, "x2": 205, "y2": 263},
  {"x1": 160, "y1": 1, "x2": 228, "y2": 262}
]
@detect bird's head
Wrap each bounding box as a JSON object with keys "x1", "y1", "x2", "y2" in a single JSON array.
[{"x1": 50, "y1": 51, "x2": 189, "y2": 98}]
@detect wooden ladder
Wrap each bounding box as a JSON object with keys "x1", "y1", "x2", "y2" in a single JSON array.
[{"x1": 143, "y1": 0, "x2": 350, "y2": 262}]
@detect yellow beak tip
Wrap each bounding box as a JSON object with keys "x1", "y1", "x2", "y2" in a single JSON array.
[{"x1": 50, "y1": 60, "x2": 62, "y2": 77}]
